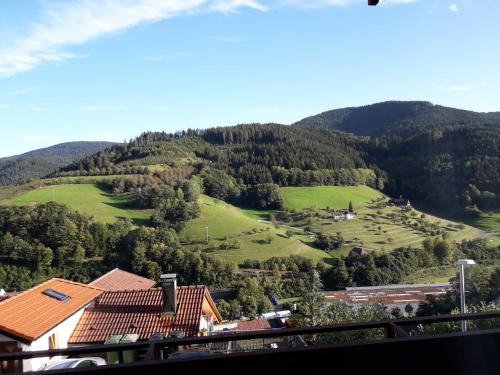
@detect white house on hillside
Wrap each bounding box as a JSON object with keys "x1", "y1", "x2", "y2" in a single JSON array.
[{"x1": 0, "y1": 279, "x2": 103, "y2": 372}]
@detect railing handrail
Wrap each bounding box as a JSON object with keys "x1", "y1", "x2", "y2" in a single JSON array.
[{"x1": 0, "y1": 310, "x2": 498, "y2": 362}]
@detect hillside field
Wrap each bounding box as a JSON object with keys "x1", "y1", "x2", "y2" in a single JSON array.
[
  {"x1": 468, "y1": 210, "x2": 500, "y2": 231},
  {"x1": 3, "y1": 184, "x2": 151, "y2": 225},
  {"x1": 276, "y1": 186, "x2": 482, "y2": 255},
  {"x1": 180, "y1": 195, "x2": 331, "y2": 265},
  {"x1": 281, "y1": 185, "x2": 382, "y2": 210},
  {"x1": 2, "y1": 183, "x2": 485, "y2": 267}
]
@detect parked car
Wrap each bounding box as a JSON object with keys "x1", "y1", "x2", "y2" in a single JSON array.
[{"x1": 37, "y1": 357, "x2": 106, "y2": 371}]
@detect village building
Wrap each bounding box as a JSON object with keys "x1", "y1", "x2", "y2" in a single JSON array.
[
  {"x1": 332, "y1": 210, "x2": 355, "y2": 221},
  {"x1": 387, "y1": 197, "x2": 411, "y2": 208},
  {"x1": 69, "y1": 274, "x2": 221, "y2": 345},
  {"x1": 324, "y1": 283, "x2": 453, "y2": 314},
  {"x1": 0, "y1": 279, "x2": 103, "y2": 372},
  {"x1": 350, "y1": 246, "x2": 373, "y2": 256}
]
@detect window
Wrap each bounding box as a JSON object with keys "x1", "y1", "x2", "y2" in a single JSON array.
[{"x1": 42, "y1": 289, "x2": 71, "y2": 302}]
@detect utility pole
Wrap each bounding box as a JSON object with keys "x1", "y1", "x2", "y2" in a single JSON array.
[{"x1": 205, "y1": 227, "x2": 209, "y2": 244}]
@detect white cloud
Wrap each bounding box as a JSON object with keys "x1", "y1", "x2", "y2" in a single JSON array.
[
  {"x1": 448, "y1": 3, "x2": 459, "y2": 12},
  {"x1": 81, "y1": 105, "x2": 127, "y2": 111},
  {"x1": 29, "y1": 106, "x2": 45, "y2": 112},
  {"x1": 0, "y1": 0, "x2": 267, "y2": 78},
  {"x1": 0, "y1": 104, "x2": 8, "y2": 110},
  {"x1": 0, "y1": 0, "x2": 420, "y2": 78},
  {"x1": 209, "y1": 0, "x2": 267, "y2": 13}
]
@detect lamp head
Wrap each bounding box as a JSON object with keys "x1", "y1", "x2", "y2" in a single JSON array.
[{"x1": 456, "y1": 259, "x2": 476, "y2": 266}]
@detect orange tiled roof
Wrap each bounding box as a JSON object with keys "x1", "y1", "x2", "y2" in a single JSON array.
[
  {"x1": 69, "y1": 286, "x2": 218, "y2": 344},
  {"x1": 89, "y1": 268, "x2": 156, "y2": 291},
  {"x1": 0, "y1": 279, "x2": 103, "y2": 342}
]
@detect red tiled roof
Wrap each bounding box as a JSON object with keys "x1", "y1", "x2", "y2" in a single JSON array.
[
  {"x1": 69, "y1": 286, "x2": 218, "y2": 344},
  {"x1": 235, "y1": 319, "x2": 272, "y2": 331},
  {"x1": 89, "y1": 268, "x2": 156, "y2": 291},
  {"x1": 0, "y1": 279, "x2": 103, "y2": 342}
]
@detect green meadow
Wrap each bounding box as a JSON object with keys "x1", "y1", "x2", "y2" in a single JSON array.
[
  {"x1": 180, "y1": 195, "x2": 332, "y2": 265},
  {"x1": 4, "y1": 184, "x2": 151, "y2": 225},
  {"x1": 281, "y1": 185, "x2": 382, "y2": 210}
]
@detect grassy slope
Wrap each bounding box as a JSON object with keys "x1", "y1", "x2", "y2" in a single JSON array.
[
  {"x1": 468, "y1": 210, "x2": 500, "y2": 231},
  {"x1": 3, "y1": 184, "x2": 151, "y2": 225},
  {"x1": 281, "y1": 185, "x2": 382, "y2": 210},
  {"x1": 181, "y1": 195, "x2": 331, "y2": 265},
  {"x1": 279, "y1": 186, "x2": 482, "y2": 255}
]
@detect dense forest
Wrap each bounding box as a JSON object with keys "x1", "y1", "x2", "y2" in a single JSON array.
[{"x1": 0, "y1": 141, "x2": 115, "y2": 186}]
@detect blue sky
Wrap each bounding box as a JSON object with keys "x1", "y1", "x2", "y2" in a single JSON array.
[{"x1": 0, "y1": 0, "x2": 499, "y2": 157}]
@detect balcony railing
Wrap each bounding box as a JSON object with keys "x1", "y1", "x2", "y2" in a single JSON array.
[{"x1": 1, "y1": 311, "x2": 499, "y2": 375}]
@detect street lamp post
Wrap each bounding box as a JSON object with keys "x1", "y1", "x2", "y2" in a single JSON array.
[{"x1": 455, "y1": 259, "x2": 476, "y2": 333}]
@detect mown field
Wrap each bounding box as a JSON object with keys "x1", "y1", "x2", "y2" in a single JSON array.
[
  {"x1": 180, "y1": 195, "x2": 331, "y2": 265},
  {"x1": 3, "y1": 184, "x2": 151, "y2": 225},
  {"x1": 281, "y1": 185, "x2": 382, "y2": 210}
]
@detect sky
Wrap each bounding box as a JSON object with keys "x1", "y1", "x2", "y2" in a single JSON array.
[{"x1": 0, "y1": 0, "x2": 499, "y2": 157}]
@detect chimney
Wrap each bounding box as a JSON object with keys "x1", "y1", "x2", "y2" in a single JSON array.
[{"x1": 159, "y1": 274, "x2": 177, "y2": 316}]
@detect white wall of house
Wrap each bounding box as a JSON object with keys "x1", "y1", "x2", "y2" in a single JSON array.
[{"x1": 0, "y1": 307, "x2": 86, "y2": 372}]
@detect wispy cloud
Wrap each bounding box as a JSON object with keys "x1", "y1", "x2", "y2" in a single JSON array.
[
  {"x1": 448, "y1": 3, "x2": 459, "y2": 12},
  {"x1": 0, "y1": 0, "x2": 420, "y2": 78},
  {"x1": 0, "y1": 0, "x2": 266, "y2": 78},
  {"x1": 29, "y1": 106, "x2": 45, "y2": 112},
  {"x1": 209, "y1": 0, "x2": 267, "y2": 13},
  {"x1": 81, "y1": 105, "x2": 127, "y2": 111},
  {"x1": 0, "y1": 104, "x2": 8, "y2": 110}
]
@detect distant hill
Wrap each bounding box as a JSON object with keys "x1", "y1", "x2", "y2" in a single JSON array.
[
  {"x1": 293, "y1": 101, "x2": 500, "y2": 137},
  {"x1": 0, "y1": 141, "x2": 116, "y2": 185}
]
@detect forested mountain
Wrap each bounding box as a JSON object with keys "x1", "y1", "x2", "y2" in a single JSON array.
[
  {"x1": 7, "y1": 101, "x2": 497, "y2": 219},
  {"x1": 56, "y1": 124, "x2": 377, "y2": 187},
  {"x1": 0, "y1": 141, "x2": 116, "y2": 186},
  {"x1": 293, "y1": 101, "x2": 500, "y2": 137}
]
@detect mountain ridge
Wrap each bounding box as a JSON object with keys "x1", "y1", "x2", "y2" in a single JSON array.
[
  {"x1": 0, "y1": 141, "x2": 116, "y2": 186},
  {"x1": 293, "y1": 100, "x2": 500, "y2": 137}
]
